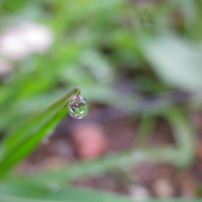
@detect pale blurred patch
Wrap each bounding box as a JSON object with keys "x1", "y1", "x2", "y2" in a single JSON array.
[
  {"x1": 129, "y1": 185, "x2": 150, "y2": 201},
  {"x1": 0, "y1": 22, "x2": 54, "y2": 60}
]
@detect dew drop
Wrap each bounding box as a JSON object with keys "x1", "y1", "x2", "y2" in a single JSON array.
[{"x1": 68, "y1": 95, "x2": 89, "y2": 119}]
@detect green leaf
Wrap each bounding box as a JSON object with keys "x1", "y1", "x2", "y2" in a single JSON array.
[
  {"x1": 142, "y1": 34, "x2": 202, "y2": 91},
  {"x1": 0, "y1": 87, "x2": 81, "y2": 178}
]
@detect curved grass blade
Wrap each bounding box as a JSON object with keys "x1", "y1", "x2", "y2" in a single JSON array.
[
  {"x1": 0, "y1": 181, "x2": 134, "y2": 202},
  {"x1": 28, "y1": 108, "x2": 195, "y2": 186}
]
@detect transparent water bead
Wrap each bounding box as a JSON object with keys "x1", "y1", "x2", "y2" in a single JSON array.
[{"x1": 68, "y1": 95, "x2": 89, "y2": 119}]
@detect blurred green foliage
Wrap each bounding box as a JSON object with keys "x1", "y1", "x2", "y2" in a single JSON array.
[
  {"x1": 0, "y1": 0, "x2": 201, "y2": 132},
  {"x1": 0, "y1": 0, "x2": 202, "y2": 201}
]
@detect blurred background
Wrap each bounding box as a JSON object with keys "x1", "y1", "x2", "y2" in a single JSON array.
[{"x1": 1, "y1": 0, "x2": 202, "y2": 201}]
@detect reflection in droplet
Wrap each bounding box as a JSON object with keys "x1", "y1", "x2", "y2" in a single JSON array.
[{"x1": 68, "y1": 95, "x2": 89, "y2": 119}]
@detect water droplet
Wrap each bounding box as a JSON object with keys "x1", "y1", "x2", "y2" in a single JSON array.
[{"x1": 68, "y1": 95, "x2": 89, "y2": 119}]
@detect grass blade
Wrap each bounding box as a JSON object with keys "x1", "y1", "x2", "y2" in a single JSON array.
[{"x1": 0, "y1": 87, "x2": 80, "y2": 178}]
